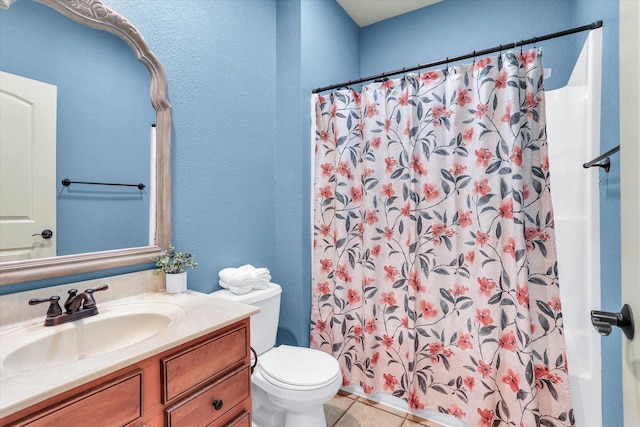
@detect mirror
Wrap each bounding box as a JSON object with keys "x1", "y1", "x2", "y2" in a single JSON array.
[{"x1": 0, "y1": 0, "x2": 171, "y2": 285}]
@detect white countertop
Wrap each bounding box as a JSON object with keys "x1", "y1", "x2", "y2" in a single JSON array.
[{"x1": 0, "y1": 274, "x2": 258, "y2": 418}]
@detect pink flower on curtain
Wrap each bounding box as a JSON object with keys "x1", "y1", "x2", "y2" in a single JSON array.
[
  {"x1": 385, "y1": 157, "x2": 397, "y2": 173},
  {"x1": 450, "y1": 283, "x2": 469, "y2": 296},
  {"x1": 381, "y1": 183, "x2": 395, "y2": 197},
  {"x1": 498, "y1": 199, "x2": 514, "y2": 218},
  {"x1": 423, "y1": 183, "x2": 440, "y2": 200},
  {"x1": 350, "y1": 186, "x2": 362, "y2": 202},
  {"x1": 498, "y1": 330, "x2": 518, "y2": 351},
  {"x1": 420, "y1": 70, "x2": 439, "y2": 84},
  {"x1": 521, "y1": 49, "x2": 536, "y2": 66},
  {"x1": 420, "y1": 300, "x2": 438, "y2": 318},
  {"x1": 380, "y1": 291, "x2": 397, "y2": 305},
  {"x1": 472, "y1": 57, "x2": 491, "y2": 70},
  {"x1": 408, "y1": 392, "x2": 425, "y2": 410},
  {"x1": 502, "y1": 368, "x2": 520, "y2": 393},
  {"x1": 447, "y1": 404, "x2": 466, "y2": 419},
  {"x1": 477, "y1": 408, "x2": 494, "y2": 427},
  {"x1": 384, "y1": 265, "x2": 398, "y2": 282},
  {"x1": 495, "y1": 70, "x2": 507, "y2": 88},
  {"x1": 383, "y1": 373, "x2": 398, "y2": 391},
  {"x1": 458, "y1": 332, "x2": 473, "y2": 350},
  {"x1": 473, "y1": 177, "x2": 491, "y2": 196},
  {"x1": 475, "y1": 231, "x2": 490, "y2": 246},
  {"x1": 501, "y1": 102, "x2": 513, "y2": 123},
  {"x1": 475, "y1": 148, "x2": 492, "y2": 167},
  {"x1": 503, "y1": 236, "x2": 517, "y2": 258},
  {"x1": 347, "y1": 288, "x2": 360, "y2": 304},
  {"x1": 478, "y1": 277, "x2": 496, "y2": 297},
  {"x1": 312, "y1": 49, "x2": 573, "y2": 426},
  {"x1": 516, "y1": 283, "x2": 529, "y2": 307},
  {"x1": 475, "y1": 309, "x2": 494, "y2": 326},
  {"x1": 316, "y1": 281, "x2": 330, "y2": 295},
  {"x1": 477, "y1": 360, "x2": 492, "y2": 378},
  {"x1": 409, "y1": 271, "x2": 425, "y2": 291},
  {"x1": 365, "y1": 103, "x2": 378, "y2": 117},
  {"x1": 465, "y1": 251, "x2": 475, "y2": 264},
  {"x1": 365, "y1": 210, "x2": 378, "y2": 225},
  {"x1": 318, "y1": 186, "x2": 332, "y2": 199},
  {"x1": 459, "y1": 210, "x2": 472, "y2": 227},
  {"x1": 475, "y1": 103, "x2": 489, "y2": 117},
  {"x1": 462, "y1": 127, "x2": 474, "y2": 142},
  {"x1": 511, "y1": 145, "x2": 523, "y2": 165},
  {"x1": 457, "y1": 88, "x2": 472, "y2": 106}
]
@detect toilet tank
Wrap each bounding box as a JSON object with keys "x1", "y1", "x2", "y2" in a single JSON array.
[{"x1": 210, "y1": 283, "x2": 282, "y2": 356}]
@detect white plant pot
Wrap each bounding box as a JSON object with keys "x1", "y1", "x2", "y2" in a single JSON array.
[{"x1": 165, "y1": 271, "x2": 187, "y2": 294}]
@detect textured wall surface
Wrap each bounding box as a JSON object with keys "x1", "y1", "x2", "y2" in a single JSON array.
[{"x1": 2, "y1": 1, "x2": 622, "y2": 423}]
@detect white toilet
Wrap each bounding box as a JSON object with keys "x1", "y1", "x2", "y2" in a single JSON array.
[{"x1": 211, "y1": 283, "x2": 341, "y2": 427}]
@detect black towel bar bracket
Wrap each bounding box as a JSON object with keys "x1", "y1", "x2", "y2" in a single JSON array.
[
  {"x1": 583, "y1": 145, "x2": 620, "y2": 173},
  {"x1": 61, "y1": 179, "x2": 145, "y2": 190}
]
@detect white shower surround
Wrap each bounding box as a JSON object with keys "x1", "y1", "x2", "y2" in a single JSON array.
[
  {"x1": 341, "y1": 31, "x2": 603, "y2": 427},
  {"x1": 547, "y1": 29, "x2": 602, "y2": 427}
]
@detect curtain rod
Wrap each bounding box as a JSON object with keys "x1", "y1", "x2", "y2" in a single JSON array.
[{"x1": 312, "y1": 20, "x2": 603, "y2": 94}]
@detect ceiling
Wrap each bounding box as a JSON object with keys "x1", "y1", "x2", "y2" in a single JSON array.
[{"x1": 336, "y1": 0, "x2": 443, "y2": 27}]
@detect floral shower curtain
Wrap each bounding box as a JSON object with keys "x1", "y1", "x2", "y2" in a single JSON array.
[{"x1": 311, "y1": 50, "x2": 574, "y2": 426}]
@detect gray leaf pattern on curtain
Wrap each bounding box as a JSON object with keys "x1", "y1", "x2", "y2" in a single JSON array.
[{"x1": 311, "y1": 50, "x2": 574, "y2": 427}]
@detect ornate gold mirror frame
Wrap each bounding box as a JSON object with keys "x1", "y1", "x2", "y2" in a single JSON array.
[{"x1": 0, "y1": 0, "x2": 171, "y2": 285}]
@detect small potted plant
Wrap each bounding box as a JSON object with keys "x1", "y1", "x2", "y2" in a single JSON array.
[{"x1": 153, "y1": 245, "x2": 197, "y2": 293}]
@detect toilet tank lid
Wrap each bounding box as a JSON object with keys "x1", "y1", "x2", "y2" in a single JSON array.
[{"x1": 210, "y1": 282, "x2": 282, "y2": 305}]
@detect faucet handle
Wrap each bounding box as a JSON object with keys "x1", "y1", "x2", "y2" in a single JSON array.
[
  {"x1": 82, "y1": 284, "x2": 108, "y2": 307},
  {"x1": 85, "y1": 284, "x2": 108, "y2": 293},
  {"x1": 29, "y1": 295, "x2": 63, "y2": 318}
]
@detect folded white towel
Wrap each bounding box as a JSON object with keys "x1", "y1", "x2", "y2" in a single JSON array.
[
  {"x1": 218, "y1": 265, "x2": 272, "y2": 294},
  {"x1": 220, "y1": 279, "x2": 270, "y2": 290}
]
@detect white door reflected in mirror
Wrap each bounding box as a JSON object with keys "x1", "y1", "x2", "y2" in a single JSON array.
[{"x1": 0, "y1": 71, "x2": 57, "y2": 261}]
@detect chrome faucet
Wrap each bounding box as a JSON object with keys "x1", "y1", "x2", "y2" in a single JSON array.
[{"x1": 29, "y1": 284, "x2": 108, "y2": 326}]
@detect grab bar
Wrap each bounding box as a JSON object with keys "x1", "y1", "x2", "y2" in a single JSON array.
[{"x1": 583, "y1": 145, "x2": 620, "y2": 173}]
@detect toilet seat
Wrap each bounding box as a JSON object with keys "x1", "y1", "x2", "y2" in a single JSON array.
[{"x1": 258, "y1": 345, "x2": 340, "y2": 389}]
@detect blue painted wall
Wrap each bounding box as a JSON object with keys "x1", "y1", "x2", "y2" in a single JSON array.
[
  {"x1": 1, "y1": 1, "x2": 622, "y2": 423},
  {"x1": 0, "y1": 0, "x2": 153, "y2": 256},
  {"x1": 284, "y1": 0, "x2": 359, "y2": 345}
]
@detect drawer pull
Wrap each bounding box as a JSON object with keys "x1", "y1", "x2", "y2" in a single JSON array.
[{"x1": 212, "y1": 399, "x2": 224, "y2": 410}]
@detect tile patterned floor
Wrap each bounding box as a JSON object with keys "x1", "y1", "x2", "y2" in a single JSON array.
[{"x1": 324, "y1": 391, "x2": 444, "y2": 427}]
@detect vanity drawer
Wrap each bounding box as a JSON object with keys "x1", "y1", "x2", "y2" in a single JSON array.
[
  {"x1": 161, "y1": 323, "x2": 248, "y2": 402},
  {"x1": 220, "y1": 410, "x2": 251, "y2": 427},
  {"x1": 14, "y1": 370, "x2": 142, "y2": 427},
  {"x1": 165, "y1": 366, "x2": 250, "y2": 427}
]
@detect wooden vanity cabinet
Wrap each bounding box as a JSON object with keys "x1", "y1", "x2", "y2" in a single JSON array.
[{"x1": 1, "y1": 319, "x2": 251, "y2": 427}]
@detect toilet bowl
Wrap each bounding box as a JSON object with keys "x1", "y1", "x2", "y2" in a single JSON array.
[
  {"x1": 211, "y1": 283, "x2": 341, "y2": 427},
  {"x1": 252, "y1": 345, "x2": 341, "y2": 427}
]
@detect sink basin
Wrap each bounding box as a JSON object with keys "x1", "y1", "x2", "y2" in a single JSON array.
[{"x1": 1, "y1": 302, "x2": 186, "y2": 371}]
